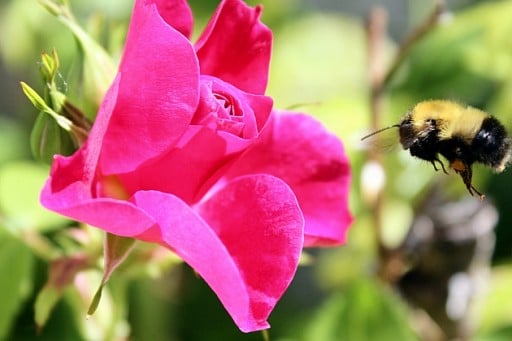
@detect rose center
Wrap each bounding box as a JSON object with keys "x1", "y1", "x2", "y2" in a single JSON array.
[
  {"x1": 192, "y1": 81, "x2": 246, "y2": 136},
  {"x1": 213, "y1": 93, "x2": 241, "y2": 117}
]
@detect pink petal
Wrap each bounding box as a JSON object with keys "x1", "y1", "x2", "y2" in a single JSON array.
[
  {"x1": 41, "y1": 76, "x2": 158, "y2": 238},
  {"x1": 198, "y1": 175, "x2": 304, "y2": 327},
  {"x1": 192, "y1": 76, "x2": 273, "y2": 138},
  {"x1": 151, "y1": 0, "x2": 193, "y2": 38},
  {"x1": 225, "y1": 111, "x2": 353, "y2": 246},
  {"x1": 41, "y1": 155, "x2": 157, "y2": 238},
  {"x1": 132, "y1": 174, "x2": 304, "y2": 332},
  {"x1": 195, "y1": 0, "x2": 272, "y2": 95},
  {"x1": 101, "y1": 0, "x2": 200, "y2": 174},
  {"x1": 119, "y1": 126, "x2": 248, "y2": 204},
  {"x1": 42, "y1": 186, "x2": 157, "y2": 237},
  {"x1": 43, "y1": 75, "x2": 120, "y2": 201}
]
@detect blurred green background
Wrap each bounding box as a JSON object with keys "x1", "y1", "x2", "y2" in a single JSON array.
[{"x1": 2, "y1": 0, "x2": 512, "y2": 340}]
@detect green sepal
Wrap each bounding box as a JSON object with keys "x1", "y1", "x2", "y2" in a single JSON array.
[
  {"x1": 20, "y1": 82, "x2": 73, "y2": 131},
  {"x1": 40, "y1": 49, "x2": 60, "y2": 82},
  {"x1": 87, "y1": 233, "x2": 136, "y2": 316},
  {"x1": 38, "y1": 0, "x2": 116, "y2": 112},
  {"x1": 30, "y1": 112, "x2": 75, "y2": 164}
]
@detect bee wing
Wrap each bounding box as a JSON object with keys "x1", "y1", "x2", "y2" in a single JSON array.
[{"x1": 360, "y1": 127, "x2": 401, "y2": 154}]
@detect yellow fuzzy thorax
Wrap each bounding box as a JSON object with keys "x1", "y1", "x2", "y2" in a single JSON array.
[{"x1": 410, "y1": 100, "x2": 488, "y2": 142}]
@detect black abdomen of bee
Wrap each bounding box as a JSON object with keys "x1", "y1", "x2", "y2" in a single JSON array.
[{"x1": 471, "y1": 116, "x2": 510, "y2": 169}]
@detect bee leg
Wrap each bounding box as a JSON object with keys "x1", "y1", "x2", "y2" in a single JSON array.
[
  {"x1": 470, "y1": 184, "x2": 485, "y2": 201},
  {"x1": 452, "y1": 161, "x2": 485, "y2": 200},
  {"x1": 431, "y1": 158, "x2": 448, "y2": 174}
]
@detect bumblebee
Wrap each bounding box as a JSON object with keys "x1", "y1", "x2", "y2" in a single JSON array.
[{"x1": 363, "y1": 100, "x2": 512, "y2": 199}]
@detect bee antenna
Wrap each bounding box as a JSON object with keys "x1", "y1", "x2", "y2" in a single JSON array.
[{"x1": 361, "y1": 124, "x2": 400, "y2": 141}]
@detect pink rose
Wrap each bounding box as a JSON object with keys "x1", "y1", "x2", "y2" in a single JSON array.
[{"x1": 41, "y1": 0, "x2": 352, "y2": 332}]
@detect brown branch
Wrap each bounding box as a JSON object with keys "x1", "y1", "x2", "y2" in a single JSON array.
[
  {"x1": 383, "y1": 0, "x2": 447, "y2": 87},
  {"x1": 367, "y1": 7, "x2": 388, "y2": 133},
  {"x1": 365, "y1": 7, "x2": 388, "y2": 280},
  {"x1": 365, "y1": 0, "x2": 447, "y2": 283}
]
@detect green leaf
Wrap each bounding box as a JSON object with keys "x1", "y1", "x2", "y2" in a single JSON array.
[
  {"x1": 0, "y1": 161, "x2": 67, "y2": 232},
  {"x1": 304, "y1": 280, "x2": 418, "y2": 341},
  {"x1": 35, "y1": 254, "x2": 90, "y2": 329},
  {"x1": 0, "y1": 234, "x2": 34, "y2": 340},
  {"x1": 34, "y1": 285, "x2": 61, "y2": 330}
]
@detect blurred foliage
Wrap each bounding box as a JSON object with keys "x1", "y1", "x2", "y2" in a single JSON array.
[
  {"x1": 1, "y1": 0, "x2": 512, "y2": 340},
  {"x1": 303, "y1": 279, "x2": 417, "y2": 341}
]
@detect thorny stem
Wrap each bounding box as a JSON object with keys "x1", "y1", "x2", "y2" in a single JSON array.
[{"x1": 365, "y1": 0, "x2": 446, "y2": 283}]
